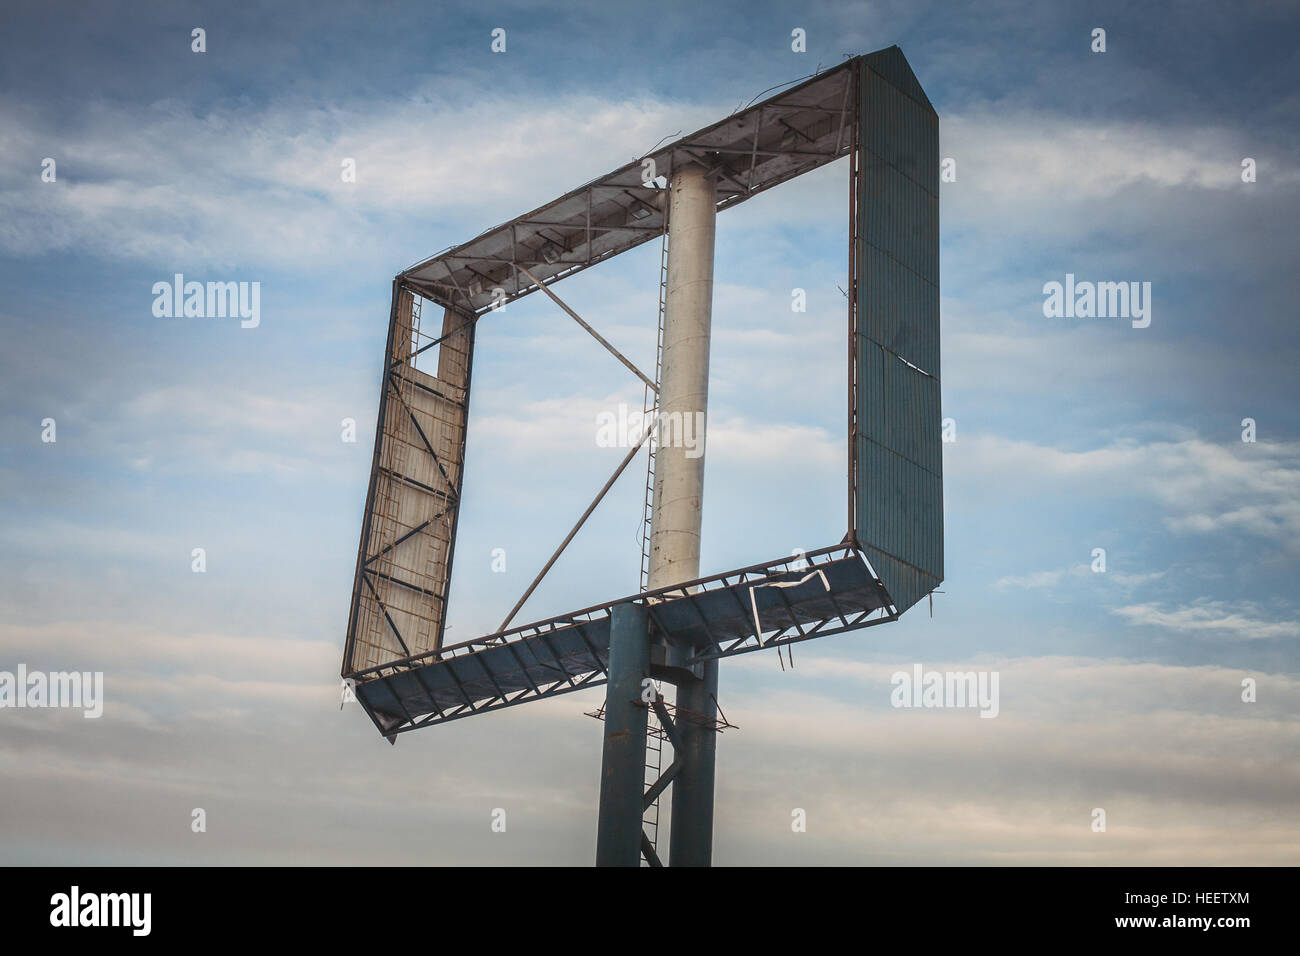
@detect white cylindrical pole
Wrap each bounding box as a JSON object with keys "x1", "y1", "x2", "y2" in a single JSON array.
[{"x1": 648, "y1": 163, "x2": 716, "y2": 591}]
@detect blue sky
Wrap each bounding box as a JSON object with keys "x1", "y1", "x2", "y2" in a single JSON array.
[{"x1": 1, "y1": 0, "x2": 1297, "y2": 864}]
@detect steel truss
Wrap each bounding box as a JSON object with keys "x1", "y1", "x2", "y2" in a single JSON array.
[{"x1": 349, "y1": 543, "x2": 895, "y2": 739}]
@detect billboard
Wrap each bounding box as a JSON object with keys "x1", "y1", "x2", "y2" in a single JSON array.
[{"x1": 342, "y1": 47, "x2": 943, "y2": 726}]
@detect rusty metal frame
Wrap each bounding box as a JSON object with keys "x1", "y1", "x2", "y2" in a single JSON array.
[
  {"x1": 342, "y1": 280, "x2": 478, "y2": 676},
  {"x1": 343, "y1": 47, "x2": 940, "y2": 741}
]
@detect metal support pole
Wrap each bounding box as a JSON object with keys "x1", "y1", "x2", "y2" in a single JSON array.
[
  {"x1": 647, "y1": 163, "x2": 716, "y2": 590},
  {"x1": 649, "y1": 161, "x2": 721, "y2": 867},
  {"x1": 667, "y1": 658, "x2": 718, "y2": 866},
  {"x1": 595, "y1": 603, "x2": 650, "y2": 867}
]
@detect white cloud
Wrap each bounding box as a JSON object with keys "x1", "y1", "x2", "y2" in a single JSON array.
[
  {"x1": 3, "y1": 634, "x2": 1299, "y2": 864},
  {"x1": 995, "y1": 565, "x2": 1166, "y2": 592},
  {"x1": 943, "y1": 109, "x2": 1299, "y2": 207},
  {"x1": 0, "y1": 91, "x2": 722, "y2": 272},
  {"x1": 955, "y1": 434, "x2": 1300, "y2": 549},
  {"x1": 1113, "y1": 600, "x2": 1300, "y2": 641},
  {"x1": 994, "y1": 569, "x2": 1065, "y2": 590}
]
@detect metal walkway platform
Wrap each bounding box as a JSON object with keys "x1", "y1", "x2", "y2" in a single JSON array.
[{"x1": 349, "y1": 544, "x2": 894, "y2": 738}]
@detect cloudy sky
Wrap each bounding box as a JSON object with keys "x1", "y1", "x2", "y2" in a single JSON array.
[{"x1": 1, "y1": 0, "x2": 1297, "y2": 865}]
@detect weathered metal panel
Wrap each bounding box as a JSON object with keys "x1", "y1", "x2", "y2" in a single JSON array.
[
  {"x1": 854, "y1": 48, "x2": 943, "y2": 615},
  {"x1": 860, "y1": 244, "x2": 941, "y2": 380},
  {"x1": 343, "y1": 289, "x2": 475, "y2": 676},
  {"x1": 862, "y1": 45, "x2": 935, "y2": 114}
]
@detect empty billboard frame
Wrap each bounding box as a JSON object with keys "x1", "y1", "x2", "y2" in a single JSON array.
[{"x1": 341, "y1": 46, "x2": 942, "y2": 737}]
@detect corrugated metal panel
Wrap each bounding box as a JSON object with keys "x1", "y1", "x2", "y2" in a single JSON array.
[
  {"x1": 854, "y1": 48, "x2": 943, "y2": 616},
  {"x1": 863, "y1": 53, "x2": 937, "y2": 191},
  {"x1": 860, "y1": 244, "x2": 940, "y2": 380},
  {"x1": 862, "y1": 45, "x2": 935, "y2": 113}
]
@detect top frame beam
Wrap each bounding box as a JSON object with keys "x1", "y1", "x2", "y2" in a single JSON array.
[{"x1": 400, "y1": 59, "x2": 858, "y2": 315}]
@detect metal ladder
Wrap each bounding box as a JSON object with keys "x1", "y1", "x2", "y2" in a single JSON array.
[
  {"x1": 638, "y1": 223, "x2": 670, "y2": 864},
  {"x1": 638, "y1": 227, "x2": 669, "y2": 590},
  {"x1": 642, "y1": 712, "x2": 665, "y2": 854},
  {"x1": 408, "y1": 293, "x2": 422, "y2": 365}
]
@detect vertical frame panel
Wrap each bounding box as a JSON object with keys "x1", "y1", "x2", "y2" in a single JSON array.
[
  {"x1": 343, "y1": 284, "x2": 477, "y2": 676},
  {"x1": 851, "y1": 47, "x2": 944, "y2": 615}
]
